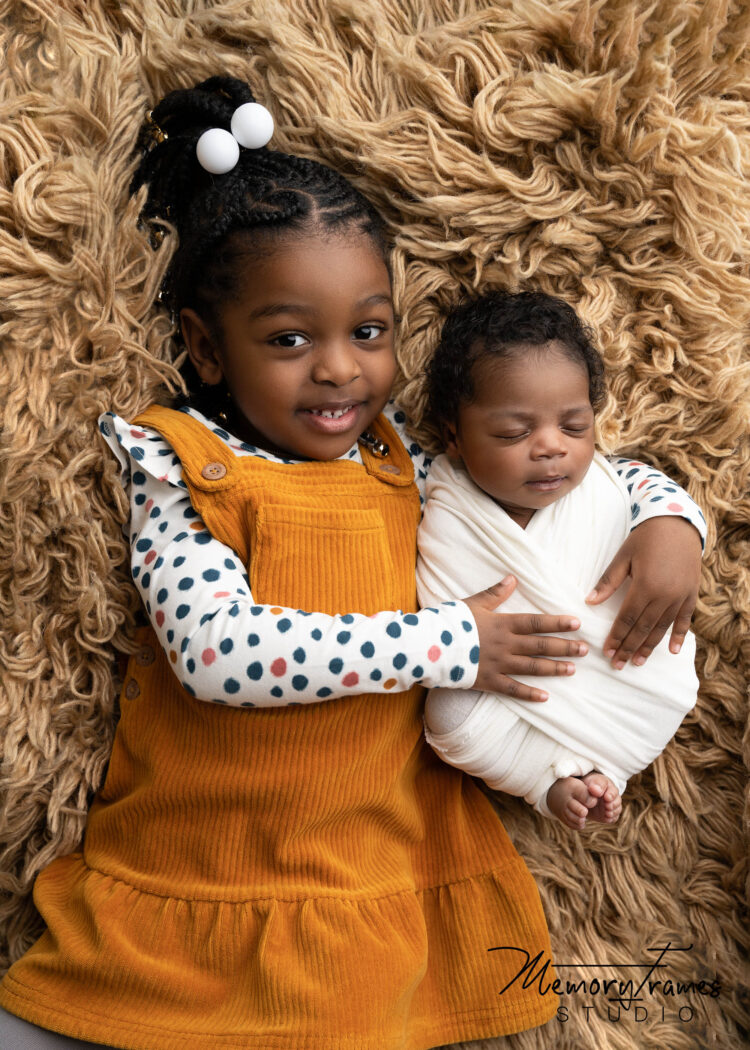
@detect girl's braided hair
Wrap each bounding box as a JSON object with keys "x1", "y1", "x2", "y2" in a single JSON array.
[{"x1": 131, "y1": 76, "x2": 388, "y2": 416}]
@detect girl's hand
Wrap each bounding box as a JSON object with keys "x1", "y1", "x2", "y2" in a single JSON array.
[
  {"x1": 463, "y1": 576, "x2": 587, "y2": 702},
  {"x1": 585, "y1": 516, "x2": 702, "y2": 668}
]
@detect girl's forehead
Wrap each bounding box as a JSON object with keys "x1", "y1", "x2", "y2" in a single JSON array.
[{"x1": 231, "y1": 228, "x2": 391, "y2": 297}]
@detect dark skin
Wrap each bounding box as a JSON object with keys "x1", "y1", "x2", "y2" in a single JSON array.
[{"x1": 180, "y1": 229, "x2": 592, "y2": 701}]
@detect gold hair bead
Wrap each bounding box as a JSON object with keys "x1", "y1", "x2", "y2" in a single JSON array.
[
  {"x1": 145, "y1": 110, "x2": 168, "y2": 145},
  {"x1": 358, "y1": 431, "x2": 389, "y2": 458}
]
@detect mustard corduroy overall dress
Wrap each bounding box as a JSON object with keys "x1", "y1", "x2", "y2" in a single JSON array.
[{"x1": 0, "y1": 407, "x2": 558, "y2": 1050}]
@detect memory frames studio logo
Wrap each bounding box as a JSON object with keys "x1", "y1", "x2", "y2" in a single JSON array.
[{"x1": 487, "y1": 942, "x2": 721, "y2": 1025}]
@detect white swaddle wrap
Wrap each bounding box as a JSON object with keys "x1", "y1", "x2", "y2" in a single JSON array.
[{"x1": 417, "y1": 452, "x2": 699, "y2": 816}]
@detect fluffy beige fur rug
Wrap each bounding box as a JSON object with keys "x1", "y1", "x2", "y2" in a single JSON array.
[{"x1": 1, "y1": 2, "x2": 748, "y2": 1048}]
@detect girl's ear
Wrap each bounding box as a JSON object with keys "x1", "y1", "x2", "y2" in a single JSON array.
[{"x1": 180, "y1": 308, "x2": 224, "y2": 385}]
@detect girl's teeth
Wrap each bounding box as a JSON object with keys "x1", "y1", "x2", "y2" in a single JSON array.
[{"x1": 310, "y1": 407, "x2": 350, "y2": 419}]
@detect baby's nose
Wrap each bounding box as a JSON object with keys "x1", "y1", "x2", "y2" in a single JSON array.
[{"x1": 532, "y1": 427, "x2": 567, "y2": 456}]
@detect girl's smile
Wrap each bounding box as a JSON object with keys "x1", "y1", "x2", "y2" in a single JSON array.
[{"x1": 181, "y1": 228, "x2": 397, "y2": 461}]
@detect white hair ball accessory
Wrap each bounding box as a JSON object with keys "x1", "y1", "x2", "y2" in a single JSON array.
[
  {"x1": 230, "y1": 103, "x2": 274, "y2": 149},
  {"x1": 196, "y1": 103, "x2": 274, "y2": 173},
  {"x1": 196, "y1": 127, "x2": 240, "y2": 175}
]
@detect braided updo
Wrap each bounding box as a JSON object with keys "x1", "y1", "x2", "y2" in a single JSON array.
[{"x1": 132, "y1": 76, "x2": 389, "y2": 415}]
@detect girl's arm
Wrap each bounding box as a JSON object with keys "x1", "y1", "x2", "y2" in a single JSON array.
[
  {"x1": 102, "y1": 415, "x2": 582, "y2": 707},
  {"x1": 588, "y1": 456, "x2": 707, "y2": 667},
  {"x1": 126, "y1": 467, "x2": 478, "y2": 707}
]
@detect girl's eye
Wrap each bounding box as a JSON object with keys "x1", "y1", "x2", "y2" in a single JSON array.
[
  {"x1": 564, "y1": 425, "x2": 590, "y2": 434},
  {"x1": 272, "y1": 333, "x2": 307, "y2": 349},
  {"x1": 353, "y1": 324, "x2": 383, "y2": 341},
  {"x1": 494, "y1": 432, "x2": 527, "y2": 441}
]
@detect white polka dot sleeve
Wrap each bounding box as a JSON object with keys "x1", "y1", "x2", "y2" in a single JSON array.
[
  {"x1": 99, "y1": 412, "x2": 479, "y2": 708},
  {"x1": 608, "y1": 456, "x2": 707, "y2": 547}
]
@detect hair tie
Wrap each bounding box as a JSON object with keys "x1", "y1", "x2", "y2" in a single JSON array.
[{"x1": 195, "y1": 103, "x2": 274, "y2": 174}]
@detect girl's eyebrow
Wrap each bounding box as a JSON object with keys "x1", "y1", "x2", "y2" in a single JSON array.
[
  {"x1": 247, "y1": 301, "x2": 312, "y2": 321},
  {"x1": 357, "y1": 293, "x2": 393, "y2": 309},
  {"x1": 247, "y1": 292, "x2": 393, "y2": 322}
]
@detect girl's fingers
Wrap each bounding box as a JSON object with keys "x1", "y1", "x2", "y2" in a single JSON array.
[
  {"x1": 668, "y1": 596, "x2": 697, "y2": 655},
  {"x1": 514, "y1": 634, "x2": 588, "y2": 658},
  {"x1": 512, "y1": 614, "x2": 581, "y2": 635},
  {"x1": 605, "y1": 598, "x2": 675, "y2": 667},
  {"x1": 585, "y1": 551, "x2": 630, "y2": 605},
  {"x1": 489, "y1": 674, "x2": 550, "y2": 703},
  {"x1": 628, "y1": 600, "x2": 683, "y2": 664},
  {"x1": 507, "y1": 656, "x2": 577, "y2": 677},
  {"x1": 466, "y1": 576, "x2": 518, "y2": 610},
  {"x1": 476, "y1": 654, "x2": 577, "y2": 694}
]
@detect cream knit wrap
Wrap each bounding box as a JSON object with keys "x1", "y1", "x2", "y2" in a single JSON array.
[{"x1": 416, "y1": 453, "x2": 699, "y2": 816}]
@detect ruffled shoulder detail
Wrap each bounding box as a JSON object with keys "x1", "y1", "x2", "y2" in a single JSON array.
[{"x1": 98, "y1": 411, "x2": 187, "y2": 489}]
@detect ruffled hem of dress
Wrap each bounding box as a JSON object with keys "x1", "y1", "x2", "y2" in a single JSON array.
[
  {"x1": 0, "y1": 981, "x2": 558, "y2": 1050},
  {"x1": 0, "y1": 852, "x2": 558, "y2": 1050}
]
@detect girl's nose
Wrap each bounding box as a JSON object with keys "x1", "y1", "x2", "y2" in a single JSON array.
[{"x1": 311, "y1": 341, "x2": 362, "y2": 386}]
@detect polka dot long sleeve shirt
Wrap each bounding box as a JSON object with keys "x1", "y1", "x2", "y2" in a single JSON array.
[{"x1": 99, "y1": 403, "x2": 706, "y2": 708}]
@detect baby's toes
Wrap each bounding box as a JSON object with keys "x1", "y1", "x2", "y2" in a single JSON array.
[
  {"x1": 581, "y1": 771, "x2": 609, "y2": 798},
  {"x1": 599, "y1": 794, "x2": 622, "y2": 824},
  {"x1": 569, "y1": 795, "x2": 589, "y2": 818},
  {"x1": 569, "y1": 778, "x2": 596, "y2": 808},
  {"x1": 564, "y1": 802, "x2": 588, "y2": 830},
  {"x1": 609, "y1": 795, "x2": 623, "y2": 821}
]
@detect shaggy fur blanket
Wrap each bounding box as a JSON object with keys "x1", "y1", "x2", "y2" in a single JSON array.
[{"x1": 1, "y1": 2, "x2": 748, "y2": 1048}]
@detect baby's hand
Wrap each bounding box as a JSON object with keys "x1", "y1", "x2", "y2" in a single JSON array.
[{"x1": 463, "y1": 576, "x2": 587, "y2": 702}]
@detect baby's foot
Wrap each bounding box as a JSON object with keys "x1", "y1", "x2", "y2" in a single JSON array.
[
  {"x1": 580, "y1": 772, "x2": 622, "y2": 825},
  {"x1": 546, "y1": 773, "x2": 622, "y2": 830}
]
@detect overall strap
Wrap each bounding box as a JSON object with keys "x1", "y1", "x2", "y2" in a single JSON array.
[
  {"x1": 133, "y1": 404, "x2": 240, "y2": 492},
  {"x1": 359, "y1": 414, "x2": 415, "y2": 487},
  {"x1": 134, "y1": 405, "x2": 415, "y2": 489}
]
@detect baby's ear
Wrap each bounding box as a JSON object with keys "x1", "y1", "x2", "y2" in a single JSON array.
[{"x1": 441, "y1": 420, "x2": 461, "y2": 460}]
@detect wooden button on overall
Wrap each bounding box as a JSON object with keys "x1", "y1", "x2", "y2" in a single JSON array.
[
  {"x1": 201, "y1": 462, "x2": 227, "y2": 480},
  {"x1": 125, "y1": 679, "x2": 140, "y2": 700},
  {"x1": 136, "y1": 645, "x2": 156, "y2": 667}
]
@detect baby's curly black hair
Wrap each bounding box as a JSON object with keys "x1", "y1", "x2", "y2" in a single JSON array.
[{"x1": 426, "y1": 291, "x2": 606, "y2": 428}]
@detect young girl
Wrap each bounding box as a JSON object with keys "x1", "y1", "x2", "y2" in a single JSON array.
[
  {"x1": 416, "y1": 292, "x2": 701, "y2": 831},
  {"x1": 0, "y1": 78, "x2": 705, "y2": 1050}
]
